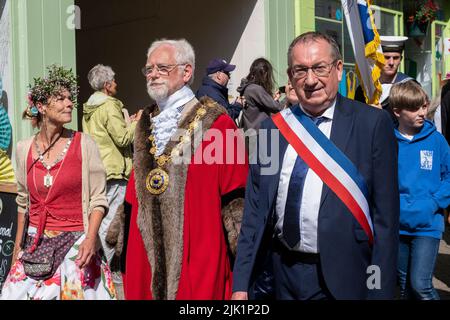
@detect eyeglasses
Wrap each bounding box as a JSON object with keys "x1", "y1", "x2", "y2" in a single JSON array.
[
  {"x1": 290, "y1": 60, "x2": 337, "y2": 79},
  {"x1": 220, "y1": 71, "x2": 231, "y2": 78},
  {"x1": 141, "y1": 64, "x2": 186, "y2": 77}
]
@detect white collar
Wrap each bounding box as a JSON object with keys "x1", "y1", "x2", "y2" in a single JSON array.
[
  {"x1": 299, "y1": 98, "x2": 336, "y2": 121},
  {"x1": 157, "y1": 85, "x2": 195, "y2": 113}
]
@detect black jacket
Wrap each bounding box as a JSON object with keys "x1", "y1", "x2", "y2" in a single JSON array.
[
  {"x1": 441, "y1": 81, "x2": 450, "y2": 145},
  {"x1": 196, "y1": 76, "x2": 241, "y2": 120}
]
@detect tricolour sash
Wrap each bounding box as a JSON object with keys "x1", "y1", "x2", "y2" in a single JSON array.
[{"x1": 272, "y1": 107, "x2": 374, "y2": 244}]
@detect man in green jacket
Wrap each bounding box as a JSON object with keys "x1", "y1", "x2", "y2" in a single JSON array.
[{"x1": 82, "y1": 64, "x2": 142, "y2": 287}]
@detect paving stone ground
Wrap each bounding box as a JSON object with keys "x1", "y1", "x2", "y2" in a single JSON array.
[{"x1": 433, "y1": 222, "x2": 450, "y2": 299}]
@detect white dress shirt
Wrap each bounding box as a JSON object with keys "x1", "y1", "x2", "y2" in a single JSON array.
[
  {"x1": 151, "y1": 86, "x2": 195, "y2": 156},
  {"x1": 275, "y1": 101, "x2": 336, "y2": 253}
]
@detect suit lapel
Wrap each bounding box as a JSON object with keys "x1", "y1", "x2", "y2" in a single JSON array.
[{"x1": 320, "y1": 94, "x2": 355, "y2": 207}]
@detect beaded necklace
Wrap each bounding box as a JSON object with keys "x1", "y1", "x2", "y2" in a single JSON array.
[{"x1": 34, "y1": 129, "x2": 74, "y2": 188}]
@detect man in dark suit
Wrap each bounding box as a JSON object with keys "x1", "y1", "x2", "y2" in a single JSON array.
[{"x1": 232, "y1": 32, "x2": 399, "y2": 300}]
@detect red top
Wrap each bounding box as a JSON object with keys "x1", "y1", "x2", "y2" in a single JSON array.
[
  {"x1": 26, "y1": 131, "x2": 83, "y2": 252},
  {"x1": 123, "y1": 114, "x2": 249, "y2": 300}
]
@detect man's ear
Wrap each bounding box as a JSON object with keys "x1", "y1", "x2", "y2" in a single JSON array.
[
  {"x1": 183, "y1": 64, "x2": 193, "y2": 83},
  {"x1": 216, "y1": 71, "x2": 225, "y2": 82},
  {"x1": 287, "y1": 67, "x2": 294, "y2": 83},
  {"x1": 336, "y1": 60, "x2": 344, "y2": 82},
  {"x1": 392, "y1": 107, "x2": 401, "y2": 118}
]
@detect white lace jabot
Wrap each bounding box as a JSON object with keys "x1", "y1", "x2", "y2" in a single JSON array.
[{"x1": 151, "y1": 86, "x2": 195, "y2": 156}]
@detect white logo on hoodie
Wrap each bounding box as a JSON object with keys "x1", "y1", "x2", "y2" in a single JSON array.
[{"x1": 420, "y1": 150, "x2": 433, "y2": 170}]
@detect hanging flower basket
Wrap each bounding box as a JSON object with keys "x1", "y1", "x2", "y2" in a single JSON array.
[
  {"x1": 408, "y1": 21, "x2": 429, "y2": 37},
  {"x1": 407, "y1": 0, "x2": 438, "y2": 37}
]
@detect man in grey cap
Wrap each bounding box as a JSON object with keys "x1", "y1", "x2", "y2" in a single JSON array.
[{"x1": 355, "y1": 35, "x2": 414, "y2": 110}]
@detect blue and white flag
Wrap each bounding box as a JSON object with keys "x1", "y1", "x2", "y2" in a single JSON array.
[{"x1": 342, "y1": 0, "x2": 385, "y2": 105}]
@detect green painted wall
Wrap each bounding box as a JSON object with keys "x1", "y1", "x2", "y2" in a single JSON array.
[
  {"x1": 294, "y1": 0, "x2": 315, "y2": 36},
  {"x1": 264, "y1": 0, "x2": 317, "y2": 88},
  {"x1": 10, "y1": 0, "x2": 77, "y2": 145},
  {"x1": 265, "y1": 0, "x2": 296, "y2": 89}
]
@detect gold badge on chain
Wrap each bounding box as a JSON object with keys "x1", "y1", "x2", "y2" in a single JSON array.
[
  {"x1": 146, "y1": 168, "x2": 169, "y2": 195},
  {"x1": 145, "y1": 106, "x2": 207, "y2": 195}
]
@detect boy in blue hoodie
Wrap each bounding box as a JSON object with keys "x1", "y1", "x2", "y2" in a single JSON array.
[{"x1": 390, "y1": 81, "x2": 450, "y2": 300}]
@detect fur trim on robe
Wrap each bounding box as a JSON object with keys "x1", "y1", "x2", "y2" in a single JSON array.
[{"x1": 105, "y1": 203, "x2": 125, "y2": 257}]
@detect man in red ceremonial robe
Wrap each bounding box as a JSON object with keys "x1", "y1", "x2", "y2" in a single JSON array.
[{"x1": 119, "y1": 39, "x2": 248, "y2": 300}]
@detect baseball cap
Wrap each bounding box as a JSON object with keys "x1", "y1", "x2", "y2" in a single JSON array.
[{"x1": 206, "y1": 58, "x2": 236, "y2": 75}]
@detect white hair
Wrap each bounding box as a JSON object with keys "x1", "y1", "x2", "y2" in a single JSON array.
[
  {"x1": 146, "y1": 39, "x2": 195, "y2": 85},
  {"x1": 87, "y1": 64, "x2": 115, "y2": 91}
]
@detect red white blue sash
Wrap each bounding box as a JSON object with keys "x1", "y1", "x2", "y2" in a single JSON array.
[{"x1": 272, "y1": 107, "x2": 374, "y2": 244}]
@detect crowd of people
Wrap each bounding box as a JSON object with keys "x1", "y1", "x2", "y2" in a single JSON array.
[{"x1": 0, "y1": 30, "x2": 449, "y2": 301}]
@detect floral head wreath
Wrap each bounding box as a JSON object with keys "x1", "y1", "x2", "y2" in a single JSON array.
[{"x1": 25, "y1": 65, "x2": 78, "y2": 119}]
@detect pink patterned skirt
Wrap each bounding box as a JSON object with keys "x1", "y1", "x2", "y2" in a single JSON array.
[{"x1": 0, "y1": 227, "x2": 117, "y2": 300}]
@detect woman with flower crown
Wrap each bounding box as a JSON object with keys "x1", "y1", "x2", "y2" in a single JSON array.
[{"x1": 0, "y1": 65, "x2": 116, "y2": 300}]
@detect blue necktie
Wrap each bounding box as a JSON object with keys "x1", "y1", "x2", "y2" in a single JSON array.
[{"x1": 283, "y1": 116, "x2": 326, "y2": 248}]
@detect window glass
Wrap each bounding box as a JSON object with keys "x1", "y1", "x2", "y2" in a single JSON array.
[
  {"x1": 378, "y1": 10, "x2": 396, "y2": 36},
  {"x1": 373, "y1": 0, "x2": 401, "y2": 11},
  {"x1": 343, "y1": 65, "x2": 359, "y2": 97},
  {"x1": 315, "y1": 19, "x2": 343, "y2": 55},
  {"x1": 343, "y1": 19, "x2": 355, "y2": 64},
  {"x1": 315, "y1": 0, "x2": 342, "y2": 20},
  {"x1": 316, "y1": 3, "x2": 404, "y2": 68}
]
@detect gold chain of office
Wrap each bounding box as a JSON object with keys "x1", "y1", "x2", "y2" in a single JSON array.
[{"x1": 145, "y1": 106, "x2": 207, "y2": 195}]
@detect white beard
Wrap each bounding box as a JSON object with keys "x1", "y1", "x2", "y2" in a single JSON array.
[{"x1": 147, "y1": 80, "x2": 169, "y2": 102}]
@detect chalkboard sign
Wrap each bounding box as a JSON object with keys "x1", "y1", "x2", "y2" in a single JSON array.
[{"x1": 0, "y1": 183, "x2": 17, "y2": 294}]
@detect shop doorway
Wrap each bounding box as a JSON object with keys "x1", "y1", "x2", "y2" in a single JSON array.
[{"x1": 75, "y1": 0, "x2": 258, "y2": 128}]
